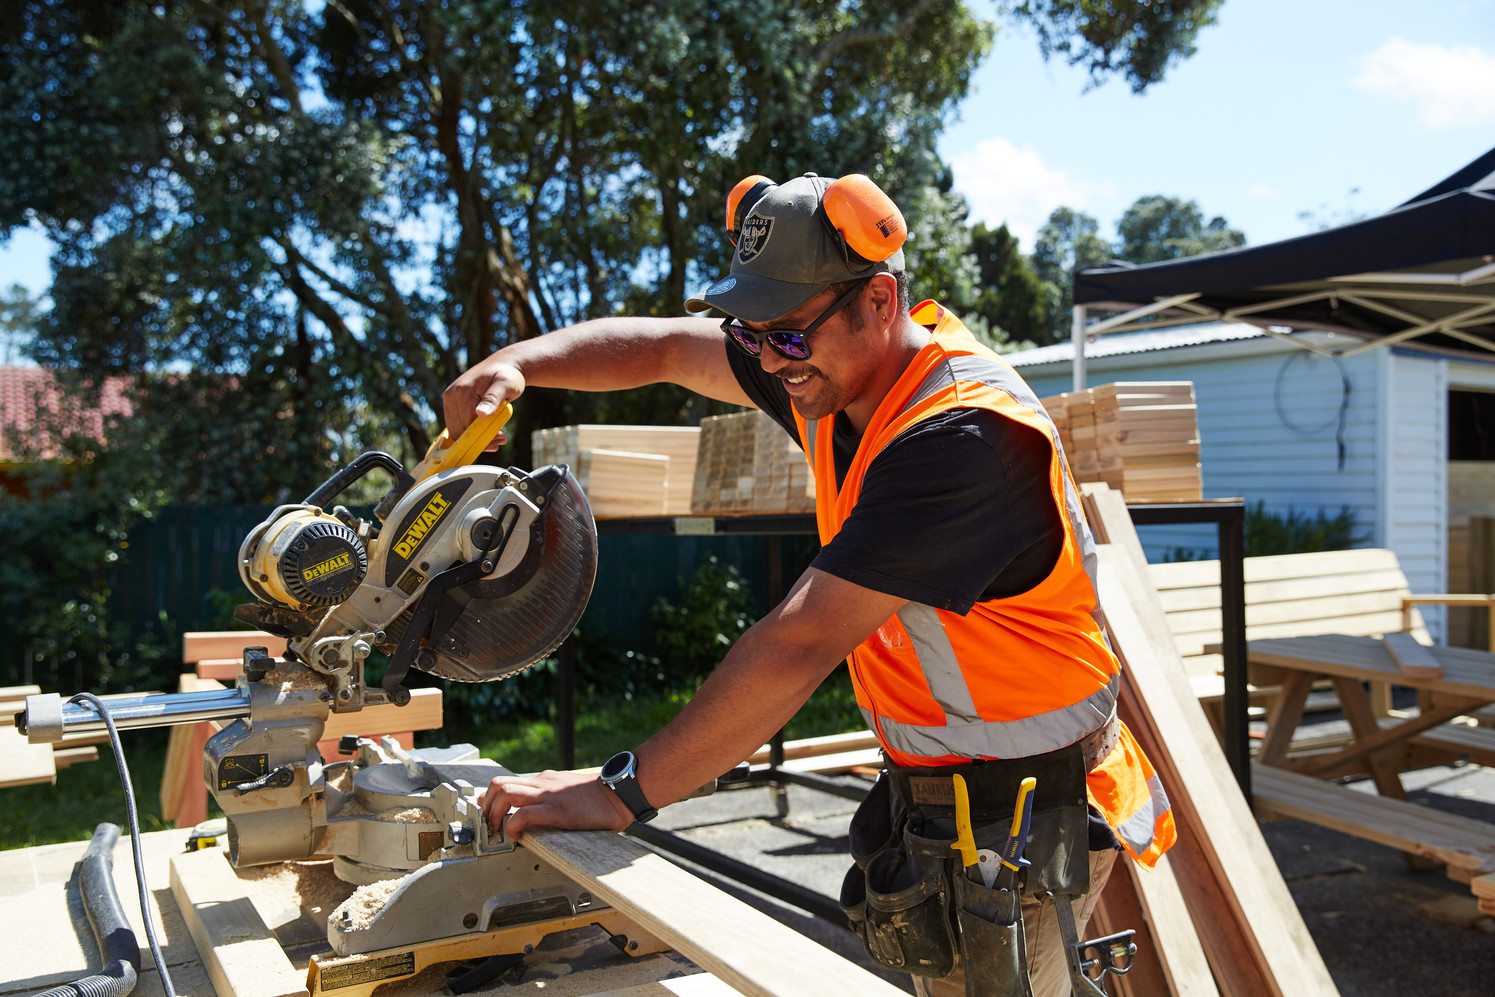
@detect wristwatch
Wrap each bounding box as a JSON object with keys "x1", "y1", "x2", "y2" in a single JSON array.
[{"x1": 599, "y1": 750, "x2": 659, "y2": 824}]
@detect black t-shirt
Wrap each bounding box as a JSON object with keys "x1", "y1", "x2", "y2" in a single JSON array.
[{"x1": 726, "y1": 342, "x2": 1064, "y2": 613}]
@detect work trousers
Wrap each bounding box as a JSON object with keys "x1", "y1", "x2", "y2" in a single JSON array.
[{"x1": 911, "y1": 847, "x2": 1117, "y2": 997}]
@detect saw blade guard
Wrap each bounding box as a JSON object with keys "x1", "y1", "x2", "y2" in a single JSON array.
[{"x1": 411, "y1": 465, "x2": 598, "y2": 683}]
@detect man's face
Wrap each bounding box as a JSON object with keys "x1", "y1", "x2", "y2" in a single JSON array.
[{"x1": 747, "y1": 283, "x2": 877, "y2": 422}]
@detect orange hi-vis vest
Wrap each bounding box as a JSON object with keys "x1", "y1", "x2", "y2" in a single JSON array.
[{"x1": 792, "y1": 300, "x2": 1175, "y2": 868}]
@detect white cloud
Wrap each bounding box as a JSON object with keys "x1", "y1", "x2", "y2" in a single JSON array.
[
  {"x1": 1353, "y1": 38, "x2": 1495, "y2": 129},
  {"x1": 947, "y1": 136, "x2": 1114, "y2": 249},
  {"x1": 1248, "y1": 184, "x2": 1277, "y2": 199}
]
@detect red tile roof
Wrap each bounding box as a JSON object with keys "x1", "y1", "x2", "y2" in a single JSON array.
[{"x1": 0, "y1": 365, "x2": 134, "y2": 461}]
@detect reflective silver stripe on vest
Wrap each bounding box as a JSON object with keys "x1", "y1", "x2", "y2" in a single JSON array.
[
  {"x1": 863, "y1": 673, "x2": 1119, "y2": 761},
  {"x1": 1115, "y1": 774, "x2": 1171, "y2": 855}
]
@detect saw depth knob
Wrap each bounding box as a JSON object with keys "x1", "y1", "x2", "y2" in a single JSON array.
[{"x1": 276, "y1": 518, "x2": 369, "y2": 607}]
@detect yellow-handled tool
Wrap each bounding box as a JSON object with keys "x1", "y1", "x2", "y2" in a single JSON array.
[
  {"x1": 951, "y1": 773, "x2": 980, "y2": 869},
  {"x1": 996, "y1": 776, "x2": 1038, "y2": 889},
  {"x1": 408, "y1": 403, "x2": 514, "y2": 485}
]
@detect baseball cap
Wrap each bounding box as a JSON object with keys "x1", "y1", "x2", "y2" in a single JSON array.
[{"x1": 685, "y1": 173, "x2": 906, "y2": 323}]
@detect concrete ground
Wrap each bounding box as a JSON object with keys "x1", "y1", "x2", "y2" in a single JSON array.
[{"x1": 640, "y1": 713, "x2": 1495, "y2": 996}]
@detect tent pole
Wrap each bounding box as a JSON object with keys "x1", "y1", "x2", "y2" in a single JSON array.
[{"x1": 1072, "y1": 305, "x2": 1087, "y2": 392}]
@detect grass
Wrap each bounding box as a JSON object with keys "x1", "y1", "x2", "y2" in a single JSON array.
[
  {"x1": 0, "y1": 670, "x2": 869, "y2": 850},
  {"x1": 1, "y1": 728, "x2": 177, "y2": 850}
]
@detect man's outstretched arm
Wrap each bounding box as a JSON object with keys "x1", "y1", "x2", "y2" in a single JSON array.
[
  {"x1": 442, "y1": 316, "x2": 751, "y2": 441},
  {"x1": 480, "y1": 567, "x2": 905, "y2": 837}
]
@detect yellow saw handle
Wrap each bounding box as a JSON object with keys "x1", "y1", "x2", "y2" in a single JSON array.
[{"x1": 409, "y1": 403, "x2": 514, "y2": 484}]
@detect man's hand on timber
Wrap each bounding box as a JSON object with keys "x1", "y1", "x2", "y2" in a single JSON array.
[
  {"x1": 480, "y1": 769, "x2": 634, "y2": 840},
  {"x1": 442, "y1": 355, "x2": 526, "y2": 450}
]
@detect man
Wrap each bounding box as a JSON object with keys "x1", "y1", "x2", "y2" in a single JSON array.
[{"x1": 443, "y1": 172, "x2": 1174, "y2": 996}]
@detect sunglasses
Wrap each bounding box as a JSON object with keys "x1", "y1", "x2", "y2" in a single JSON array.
[{"x1": 721, "y1": 280, "x2": 866, "y2": 362}]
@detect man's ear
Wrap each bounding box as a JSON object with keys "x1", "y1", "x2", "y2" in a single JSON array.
[{"x1": 865, "y1": 272, "x2": 898, "y2": 324}]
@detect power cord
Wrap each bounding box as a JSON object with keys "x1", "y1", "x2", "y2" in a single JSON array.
[{"x1": 68, "y1": 692, "x2": 179, "y2": 997}]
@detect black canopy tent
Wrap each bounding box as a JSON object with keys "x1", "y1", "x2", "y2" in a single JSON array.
[
  {"x1": 1069, "y1": 146, "x2": 1495, "y2": 391},
  {"x1": 1065, "y1": 147, "x2": 1495, "y2": 799}
]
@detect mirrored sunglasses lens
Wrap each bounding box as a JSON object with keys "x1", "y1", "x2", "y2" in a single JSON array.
[
  {"x1": 767, "y1": 333, "x2": 810, "y2": 360},
  {"x1": 727, "y1": 324, "x2": 763, "y2": 355}
]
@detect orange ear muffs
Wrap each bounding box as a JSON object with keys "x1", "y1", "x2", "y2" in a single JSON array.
[
  {"x1": 823, "y1": 174, "x2": 906, "y2": 263},
  {"x1": 725, "y1": 175, "x2": 778, "y2": 246}
]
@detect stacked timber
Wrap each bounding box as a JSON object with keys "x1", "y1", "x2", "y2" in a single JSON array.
[
  {"x1": 1041, "y1": 381, "x2": 1202, "y2": 502},
  {"x1": 692, "y1": 409, "x2": 814, "y2": 515},
  {"x1": 531, "y1": 424, "x2": 700, "y2": 518}
]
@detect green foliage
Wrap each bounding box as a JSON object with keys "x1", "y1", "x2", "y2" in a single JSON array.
[
  {"x1": 1005, "y1": 0, "x2": 1225, "y2": 92},
  {"x1": 0, "y1": 283, "x2": 39, "y2": 363},
  {"x1": 967, "y1": 223, "x2": 1047, "y2": 350},
  {"x1": 651, "y1": 555, "x2": 757, "y2": 685},
  {"x1": 1115, "y1": 194, "x2": 1246, "y2": 264},
  {"x1": 0, "y1": 392, "x2": 175, "y2": 691},
  {"x1": 1028, "y1": 207, "x2": 1113, "y2": 345},
  {"x1": 0, "y1": 731, "x2": 176, "y2": 849},
  {"x1": 1020, "y1": 193, "x2": 1246, "y2": 345},
  {"x1": 1243, "y1": 500, "x2": 1363, "y2": 558},
  {"x1": 1158, "y1": 501, "x2": 1366, "y2": 564}
]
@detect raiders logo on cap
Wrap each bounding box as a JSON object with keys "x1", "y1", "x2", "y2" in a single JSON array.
[{"x1": 736, "y1": 215, "x2": 773, "y2": 263}]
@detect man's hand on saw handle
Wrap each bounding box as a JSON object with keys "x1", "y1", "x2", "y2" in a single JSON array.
[
  {"x1": 481, "y1": 769, "x2": 634, "y2": 839},
  {"x1": 443, "y1": 355, "x2": 526, "y2": 451}
]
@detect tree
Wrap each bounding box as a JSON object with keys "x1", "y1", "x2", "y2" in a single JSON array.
[
  {"x1": 1005, "y1": 0, "x2": 1225, "y2": 92},
  {"x1": 0, "y1": 284, "x2": 39, "y2": 365},
  {"x1": 1, "y1": 0, "x2": 998, "y2": 497},
  {"x1": 1115, "y1": 194, "x2": 1245, "y2": 263},
  {"x1": 968, "y1": 223, "x2": 1050, "y2": 349},
  {"x1": 1027, "y1": 207, "x2": 1112, "y2": 345}
]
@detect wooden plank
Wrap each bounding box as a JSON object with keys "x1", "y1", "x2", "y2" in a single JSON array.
[
  {"x1": 0, "y1": 723, "x2": 57, "y2": 788},
  {"x1": 1117, "y1": 851, "x2": 1220, "y2": 997},
  {"x1": 1381, "y1": 632, "x2": 1444, "y2": 680},
  {"x1": 1094, "y1": 545, "x2": 1340, "y2": 997},
  {"x1": 169, "y1": 847, "x2": 310, "y2": 997},
  {"x1": 1252, "y1": 764, "x2": 1495, "y2": 878},
  {"x1": 183, "y1": 630, "x2": 287, "y2": 663},
  {"x1": 321, "y1": 687, "x2": 442, "y2": 741},
  {"x1": 520, "y1": 828, "x2": 909, "y2": 997},
  {"x1": 743, "y1": 730, "x2": 880, "y2": 765}
]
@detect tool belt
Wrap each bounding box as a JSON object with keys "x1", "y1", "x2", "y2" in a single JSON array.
[{"x1": 838, "y1": 715, "x2": 1118, "y2": 992}]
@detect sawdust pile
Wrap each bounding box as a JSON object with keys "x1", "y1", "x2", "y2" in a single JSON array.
[
  {"x1": 263, "y1": 667, "x2": 324, "y2": 691},
  {"x1": 335, "y1": 876, "x2": 403, "y2": 929},
  {"x1": 381, "y1": 806, "x2": 438, "y2": 823}
]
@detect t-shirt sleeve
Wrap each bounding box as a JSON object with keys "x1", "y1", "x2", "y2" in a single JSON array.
[{"x1": 810, "y1": 411, "x2": 1064, "y2": 613}]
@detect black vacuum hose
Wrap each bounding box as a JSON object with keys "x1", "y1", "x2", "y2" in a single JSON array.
[{"x1": 31, "y1": 823, "x2": 141, "y2": 997}]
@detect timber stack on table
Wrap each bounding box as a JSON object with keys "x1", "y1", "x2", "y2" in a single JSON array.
[
  {"x1": 1040, "y1": 381, "x2": 1203, "y2": 502},
  {"x1": 690, "y1": 410, "x2": 815, "y2": 516},
  {"x1": 1080, "y1": 483, "x2": 1340, "y2": 997},
  {"x1": 532, "y1": 424, "x2": 702, "y2": 518}
]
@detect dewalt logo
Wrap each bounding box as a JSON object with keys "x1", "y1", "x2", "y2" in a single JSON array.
[
  {"x1": 393, "y1": 492, "x2": 451, "y2": 560},
  {"x1": 302, "y1": 551, "x2": 352, "y2": 583}
]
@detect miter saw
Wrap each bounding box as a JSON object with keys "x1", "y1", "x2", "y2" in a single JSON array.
[{"x1": 14, "y1": 405, "x2": 653, "y2": 966}]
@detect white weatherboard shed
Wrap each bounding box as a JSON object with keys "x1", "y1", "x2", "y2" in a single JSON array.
[{"x1": 1005, "y1": 324, "x2": 1495, "y2": 645}]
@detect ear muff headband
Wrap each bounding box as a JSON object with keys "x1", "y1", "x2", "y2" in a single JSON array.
[
  {"x1": 823, "y1": 174, "x2": 906, "y2": 263},
  {"x1": 726, "y1": 175, "x2": 777, "y2": 246}
]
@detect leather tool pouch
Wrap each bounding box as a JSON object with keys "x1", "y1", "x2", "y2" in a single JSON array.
[{"x1": 839, "y1": 743, "x2": 1091, "y2": 986}]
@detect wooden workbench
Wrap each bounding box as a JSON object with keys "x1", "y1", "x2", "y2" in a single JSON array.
[{"x1": 0, "y1": 828, "x2": 719, "y2": 997}]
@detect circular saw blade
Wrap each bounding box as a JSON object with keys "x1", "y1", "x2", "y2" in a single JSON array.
[{"x1": 414, "y1": 466, "x2": 598, "y2": 683}]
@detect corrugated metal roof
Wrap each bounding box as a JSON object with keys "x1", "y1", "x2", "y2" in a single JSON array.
[
  {"x1": 0, "y1": 366, "x2": 134, "y2": 461},
  {"x1": 1002, "y1": 322, "x2": 1268, "y2": 367}
]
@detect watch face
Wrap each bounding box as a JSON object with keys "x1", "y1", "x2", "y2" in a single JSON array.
[{"x1": 601, "y1": 751, "x2": 633, "y2": 782}]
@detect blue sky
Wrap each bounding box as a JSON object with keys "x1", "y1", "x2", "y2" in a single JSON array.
[
  {"x1": 3, "y1": 0, "x2": 1493, "y2": 300},
  {"x1": 942, "y1": 0, "x2": 1495, "y2": 250}
]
